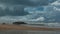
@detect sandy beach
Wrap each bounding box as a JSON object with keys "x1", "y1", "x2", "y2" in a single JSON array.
[{"x1": 0, "y1": 24, "x2": 60, "y2": 31}]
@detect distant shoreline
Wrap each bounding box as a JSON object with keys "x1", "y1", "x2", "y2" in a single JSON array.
[{"x1": 0, "y1": 25, "x2": 60, "y2": 31}]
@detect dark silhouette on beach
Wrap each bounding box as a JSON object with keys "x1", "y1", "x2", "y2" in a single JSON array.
[{"x1": 13, "y1": 21, "x2": 27, "y2": 25}]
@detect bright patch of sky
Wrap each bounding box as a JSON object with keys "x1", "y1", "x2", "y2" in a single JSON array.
[{"x1": 23, "y1": 0, "x2": 60, "y2": 23}]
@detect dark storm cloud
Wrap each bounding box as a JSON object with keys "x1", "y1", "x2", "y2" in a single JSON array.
[
  {"x1": 0, "y1": 0, "x2": 57, "y2": 16},
  {"x1": 0, "y1": 5, "x2": 29, "y2": 16},
  {"x1": 0, "y1": 0, "x2": 50, "y2": 6},
  {"x1": 48, "y1": 0, "x2": 57, "y2": 3}
]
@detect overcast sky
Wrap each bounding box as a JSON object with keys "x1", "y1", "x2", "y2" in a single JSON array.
[{"x1": 0, "y1": 0, "x2": 58, "y2": 23}]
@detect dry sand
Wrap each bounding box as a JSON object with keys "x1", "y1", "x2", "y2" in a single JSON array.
[{"x1": 0, "y1": 25, "x2": 60, "y2": 31}]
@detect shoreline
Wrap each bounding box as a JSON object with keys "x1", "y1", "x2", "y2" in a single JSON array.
[{"x1": 0, "y1": 25, "x2": 60, "y2": 31}]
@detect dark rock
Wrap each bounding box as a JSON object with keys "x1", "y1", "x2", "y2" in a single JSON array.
[
  {"x1": 2, "y1": 23, "x2": 6, "y2": 25},
  {"x1": 13, "y1": 21, "x2": 27, "y2": 25}
]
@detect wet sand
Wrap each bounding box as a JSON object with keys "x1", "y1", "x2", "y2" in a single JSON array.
[{"x1": 0, "y1": 30, "x2": 60, "y2": 34}]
